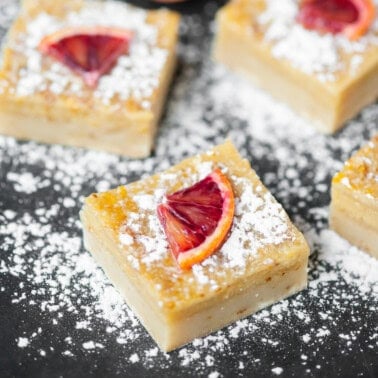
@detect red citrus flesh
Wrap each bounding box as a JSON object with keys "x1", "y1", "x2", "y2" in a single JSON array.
[
  {"x1": 297, "y1": 0, "x2": 375, "y2": 40},
  {"x1": 157, "y1": 168, "x2": 235, "y2": 270},
  {"x1": 39, "y1": 26, "x2": 133, "y2": 87}
]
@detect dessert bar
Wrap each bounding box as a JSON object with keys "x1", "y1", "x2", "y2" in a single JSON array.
[
  {"x1": 81, "y1": 141, "x2": 309, "y2": 351},
  {"x1": 330, "y1": 135, "x2": 378, "y2": 258},
  {"x1": 0, "y1": 0, "x2": 180, "y2": 157},
  {"x1": 213, "y1": 0, "x2": 378, "y2": 133}
]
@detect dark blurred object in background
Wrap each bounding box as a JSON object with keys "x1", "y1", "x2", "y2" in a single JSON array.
[{"x1": 153, "y1": 0, "x2": 189, "y2": 3}]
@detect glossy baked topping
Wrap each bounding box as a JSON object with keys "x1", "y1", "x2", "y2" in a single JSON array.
[{"x1": 333, "y1": 135, "x2": 378, "y2": 198}]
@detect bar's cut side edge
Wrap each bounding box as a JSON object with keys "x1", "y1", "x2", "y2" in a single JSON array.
[
  {"x1": 330, "y1": 203, "x2": 378, "y2": 259},
  {"x1": 0, "y1": 110, "x2": 154, "y2": 157},
  {"x1": 163, "y1": 256, "x2": 308, "y2": 351}
]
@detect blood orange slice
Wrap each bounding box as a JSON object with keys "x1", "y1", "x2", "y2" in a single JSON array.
[
  {"x1": 39, "y1": 26, "x2": 133, "y2": 87},
  {"x1": 297, "y1": 0, "x2": 375, "y2": 40},
  {"x1": 157, "y1": 168, "x2": 235, "y2": 270}
]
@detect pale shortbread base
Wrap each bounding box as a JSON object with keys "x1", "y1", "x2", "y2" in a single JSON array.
[
  {"x1": 81, "y1": 207, "x2": 307, "y2": 352},
  {"x1": 213, "y1": 4, "x2": 378, "y2": 134},
  {"x1": 330, "y1": 206, "x2": 378, "y2": 259}
]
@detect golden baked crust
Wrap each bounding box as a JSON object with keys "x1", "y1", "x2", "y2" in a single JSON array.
[{"x1": 333, "y1": 135, "x2": 378, "y2": 199}]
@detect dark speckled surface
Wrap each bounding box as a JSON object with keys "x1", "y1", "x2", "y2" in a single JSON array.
[{"x1": 0, "y1": 1, "x2": 377, "y2": 377}]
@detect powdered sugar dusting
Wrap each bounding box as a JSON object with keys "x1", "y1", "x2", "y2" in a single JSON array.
[
  {"x1": 0, "y1": 1, "x2": 377, "y2": 376},
  {"x1": 219, "y1": 177, "x2": 293, "y2": 269}
]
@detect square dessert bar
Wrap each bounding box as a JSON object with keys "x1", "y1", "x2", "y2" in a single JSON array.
[
  {"x1": 330, "y1": 135, "x2": 378, "y2": 258},
  {"x1": 81, "y1": 141, "x2": 309, "y2": 351},
  {"x1": 0, "y1": 0, "x2": 180, "y2": 157},
  {"x1": 213, "y1": 0, "x2": 378, "y2": 133}
]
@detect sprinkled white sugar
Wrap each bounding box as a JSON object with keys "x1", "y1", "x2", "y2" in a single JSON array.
[
  {"x1": 219, "y1": 178, "x2": 292, "y2": 269},
  {"x1": 129, "y1": 353, "x2": 140, "y2": 363},
  {"x1": 192, "y1": 264, "x2": 212, "y2": 285},
  {"x1": 258, "y1": 0, "x2": 378, "y2": 81},
  {"x1": 145, "y1": 347, "x2": 159, "y2": 357},
  {"x1": 208, "y1": 372, "x2": 220, "y2": 378},
  {"x1": 8, "y1": 1, "x2": 168, "y2": 108},
  {"x1": 82, "y1": 341, "x2": 104, "y2": 350},
  {"x1": 197, "y1": 161, "x2": 213, "y2": 178},
  {"x1": 3, "y1": 209, "x2": 16, "y2": 220},
  {"x1": 63, "y1": 197, "x2": 75, "y2": 208},
  {"x1": 119, "y1": 232, "x2": 133, "y2": 246},
  {"x1": 17, "y1": 337, "x2": 29, "y2": 348},
  {"x1": 133, "y1": 194, "x2": 157, "y2": 211},
  {"x1": 271, "y1": 367, "x2": 283, "y2": 375},
  {"x1": 308, "y1": 227, "x2": 378, "y2": 295}
]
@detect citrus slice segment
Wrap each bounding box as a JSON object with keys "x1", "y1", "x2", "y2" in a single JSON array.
[
  {"x1": 39, "y1": 26, "x2": 134, "y2": 87},
  {"x1": 157, "y1": 168, "x2": 235, "y2": 270},
  {"x1": 297, "y1": 0, "x2": 375, "y2": 40}
]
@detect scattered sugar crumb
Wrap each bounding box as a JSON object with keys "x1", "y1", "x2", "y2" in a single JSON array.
[
  {"x1": 208, "y1": 372, "x2": 220, "y2": 378},
  {"x1": 272, "y1": 367, "x2": 283, "y2": 375},
  {"x1": 82, "y1": 341, "x2": 104, "y2": 350},
  {"x1": 17, "y1": 337, "x2": 29, "y2": 348},
  {"x1": 129, "y1": 353, "x2": 140, "y2": 363}
]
